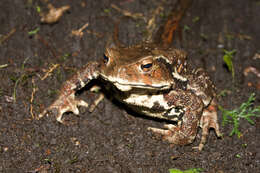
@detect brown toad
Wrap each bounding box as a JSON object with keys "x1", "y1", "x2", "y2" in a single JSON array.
[{"x1": 39, "y1": 43, "x2": 221, "y2": 150}]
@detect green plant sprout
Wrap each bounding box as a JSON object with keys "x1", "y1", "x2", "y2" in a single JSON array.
[
  {"x1": 235, "y1": 154, "x2": 241, "y2": 158},
  {"x1": 103, "y1": 9, "x2": 110, "y2": 13},
  {"x1": 183, "y1": 25, "x2": 191, "y2": 32},
  {"x1": 223, "y1": 49, "x2": 236, "y2": 79},
  {"x1": 61, "y1": 53, "x2": 71, "y2": 61},
  {"x1": 217, "y1": 89, "x2": 230, "y2": 97},
  {"x1": 36, "y1": 6, "x2": 41, "y2": 13},
  {"x1": 219, "y1": 93, "x2": 260, "y2": 138},
  {"x1": 169, "y1": 168, "x2": 202, "y2": 173},
  {"x1": 192, "y1": 16, "x2": 200, "y2": 23},
  {"x1": 28, "y1": 27, "x2": 40, "y2": 36},
  {"x1": 200, "y1": 33, "x2": 208, "y2": 41},
  {"x1": 12, "y1": 57, "x2": 30, "y2": 102}
]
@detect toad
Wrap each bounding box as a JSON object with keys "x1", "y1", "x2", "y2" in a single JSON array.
[{"x1": 39, "y1": 43, "x2": 221, "y2": 150}]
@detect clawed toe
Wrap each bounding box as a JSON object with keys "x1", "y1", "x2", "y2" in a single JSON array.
[
  {"x1": 148, "y1": 127, "x2": 172, "y2": 136},
  {"x1": 163, "y1": 124, "x2": 177, "y2": 129},
  {"x1": 148, "y1": 123, "x2": 177, "y2": 136},
  {"x1": 38, "y1": 95, "x2": 89, "y2": 123}
]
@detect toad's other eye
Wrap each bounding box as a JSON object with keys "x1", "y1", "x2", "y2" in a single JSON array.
[
  {"x1": 141, "y1": 63, "x2": 153, "y2": 72},
  {"x1": 103, "y1": 54, "x2": 109, "y2": 64}
]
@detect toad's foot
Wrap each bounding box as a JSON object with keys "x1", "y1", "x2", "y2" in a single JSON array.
[
  {"x1": 38, "y1": 61, "x2": 100, "y2": 123},
  {"x1": 148, "y1": 123, "x2": 197, "y2": 148},
  {"x1": 196, "y1": 100, "x2": 222, "y2": 150},
  {"x1": 148, "y1": 105, "x2": 221, "y2": 151},
  {"x1": 148, "y1": 99, "x2": 222, "y2": 151},
  {"x1": 39, "y1": 93, "x2": 88, "y2": 123}
]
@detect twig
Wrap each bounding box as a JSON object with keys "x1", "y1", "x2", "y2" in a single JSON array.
[
  {"x1": 0, "y1": 28, "x2": 16, "y2": 44},
  {"x1": 154, "y1": 0, "x2": 193, "y2": 47},
  {"x1": 0, "y1": 64, "x2": 8, "y2": 69},
  {"x1": 30, "y1": 78, "x2": 38, "y2": 119},
  {"x1": 41, "y1": 64, "x2": 60, "y2": 80},
  {"x1": 85, "y1": 30, "x2": 103, "y2": 38},
  {"x1": 40, "y1": 4, "x2": 70, "y2": 24},
  {"x1": 71, "y1": 23, "x2": 89, "y2": 37},
  {"x1": 111, "y1": 4, "x2": 144, "y2": 20}
]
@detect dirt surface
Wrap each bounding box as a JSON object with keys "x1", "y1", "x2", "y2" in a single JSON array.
[{"x1": 1, "y1": 0, "x2": 260, "y2": 172}]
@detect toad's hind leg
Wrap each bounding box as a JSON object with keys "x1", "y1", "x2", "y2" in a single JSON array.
[
  {"x1": 187, "y1": 68, "x2": 221, "y2": 150},
  {"x1": 197, "y1": 99, "x2": 222, "y2": 150},
  {"x1": 39, "y1": 62, "x2": 100, "y2": 123},
  {"x1": 148, "y1": 90, "x2": 204, "y2": 148}
]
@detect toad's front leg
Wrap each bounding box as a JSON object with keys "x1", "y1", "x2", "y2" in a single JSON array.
[
  {"x1": 39, "y1": 61, "x2": 100, "y2": 123},
  {"x1": 148, "y1": 90, "x2": 204, "y2": 148}
]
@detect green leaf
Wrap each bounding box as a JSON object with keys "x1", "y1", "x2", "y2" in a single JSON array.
[
  {"x1": 169, "y1": 168, "x2": 203, "y2": 173},
  {"x1": 192, "y1": 16, "x2": 200, "y2": 23},
  {"x1": 236, "y1": 154, "x2": 241, "y2": 158},
  {"x1": 220, "y1": 93, "x2": 260, "y2": 138},
  {"x1": 169, "y1": 169, "x2": 183, "y2": 173},
  {"x1": 223, "y1": 49, "x2": 236, "y2": 78},
  {"x1": 183, "y1": 25, "x2": 191, "y2": 32},
  {"x1": 28, "y1": 28, "x2": 40, "y2": 36},
  {"x1": 104, "y1": 9, "x2": 110, "y2": 13},
  {"x1": 200, "y1": 33, "x2": 208, "y2": 40},
  {"x1": 36, "y1": 6, "x2": 41, "y2": 13}
]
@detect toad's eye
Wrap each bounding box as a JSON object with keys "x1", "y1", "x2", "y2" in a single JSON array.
[
  {"x1": 103, "y1": 54, "x2": 109, "y2": 64},
  {"x1": 141, "y1": 63, "x2": 153, "y2": 72}
]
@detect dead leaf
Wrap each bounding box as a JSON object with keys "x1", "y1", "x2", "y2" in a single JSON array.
[
  {"x1": 40, "y1": 4, "x2": 70, "y2": 24},
  {"x1": 71, "y1": 23, "x2": 89, "y2": 37}
]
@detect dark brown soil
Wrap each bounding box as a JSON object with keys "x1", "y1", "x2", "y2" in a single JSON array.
[{"x1": 0, "y1": 0, "x2": 260, "y2": 172}]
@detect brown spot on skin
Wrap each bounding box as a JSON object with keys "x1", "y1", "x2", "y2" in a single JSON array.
[
  {"x1": 208, "y1": 105, "x2": 216, "y2": 112},
  {"x1": 163, "y1": 93, "x2": 174, "y2": 106},
  {"x1": 152, "y1": 101, "x2": 165, "y2": 111},
  {"x1": 177, "y1": 63, "x2": 183, "y2": 73}
]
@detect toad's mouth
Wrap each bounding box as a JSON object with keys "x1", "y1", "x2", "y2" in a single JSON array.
[
  {"x1": 100, "y1": 75, "x2": 171, "y2": 91},
  {"x1": 113, "y1": 82, "x2": 170, "y2": 91},
  {"x1": 115, "y1": 81, "x2": 168, "y2": 88}
]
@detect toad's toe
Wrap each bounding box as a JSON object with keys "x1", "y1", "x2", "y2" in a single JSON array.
[{"x1": 148, "y1": 127, "x2": 172, "y2": 136}]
